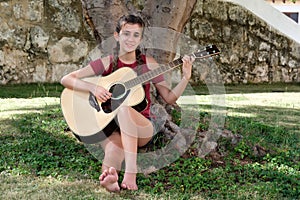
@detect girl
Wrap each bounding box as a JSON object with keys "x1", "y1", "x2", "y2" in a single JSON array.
[{"x1": 61, "y1": 14, "x2": 194, "y2": 192}]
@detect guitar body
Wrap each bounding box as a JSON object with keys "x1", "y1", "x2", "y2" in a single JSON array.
[{"x1": 60, "y1": 67, "x2": 146, "y2": 144}]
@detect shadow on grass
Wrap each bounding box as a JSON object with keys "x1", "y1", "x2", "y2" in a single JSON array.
[
  {"x1": 226, "y1": 104, "x2": 300, "y2": 130},
  {"x1": 199, "y1": 103, "x2": 300, "y2": 149},
  {"x1": 2, "y1": 104, "x2": 59, "y2": 113},
  {"x1": 0, "y1": 105, "x2": 102, "y2": 180}
]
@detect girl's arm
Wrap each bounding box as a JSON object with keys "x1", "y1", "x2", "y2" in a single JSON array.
[
  {"x1": 60, "y1": 56, "x2": 112, "y2": 102},
  {"x1": 147, "y1": 55, "x2": 194, "y2": 105},
  {"x1": 61, "y1": 64, "x2": 97, "y2": 92}
]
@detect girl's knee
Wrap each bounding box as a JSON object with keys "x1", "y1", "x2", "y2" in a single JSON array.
[{"x1": 117, "y1": 106, "x2": 131, "y2": 118}]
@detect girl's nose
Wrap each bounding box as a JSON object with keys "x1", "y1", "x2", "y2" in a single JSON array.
[{"x1": 127, "y1": 34, "x2": 135, "y2": 41}]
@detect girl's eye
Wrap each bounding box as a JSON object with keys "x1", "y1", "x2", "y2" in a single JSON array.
[{"x1": 121, "y1": 31, "x2": 141, "y2": 38}]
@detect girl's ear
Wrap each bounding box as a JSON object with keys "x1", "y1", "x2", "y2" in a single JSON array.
[{"x1": 114, "y1": 32, "x2": 119, "y2": 41}]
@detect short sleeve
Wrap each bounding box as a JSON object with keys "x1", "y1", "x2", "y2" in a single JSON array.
[
  {"x1": 151, "y1": 74, "x2": 165, "y2": 83},
  {"x1": 140, "y1": 55, "x2": 165, "y2": 84},
  {"x1": 89, "y1": 59, "x2": 105, "y2": 76}
]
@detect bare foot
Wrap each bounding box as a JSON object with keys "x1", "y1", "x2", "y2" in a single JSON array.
[
  {"x1": 99, "y1": 167, "x2": 120, "y2": 192},
  {"x1": 121, "y1": 172, "x2": 138, "y2": 191}
]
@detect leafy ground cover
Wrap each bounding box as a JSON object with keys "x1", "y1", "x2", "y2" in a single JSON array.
[{"x1": 0, "y1": 83, "x2": 299, "y2": 199}]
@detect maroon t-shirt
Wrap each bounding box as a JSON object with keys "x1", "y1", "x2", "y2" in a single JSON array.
[{"x1": 89, "y1": 55, "x2": 164, "y2": 119}]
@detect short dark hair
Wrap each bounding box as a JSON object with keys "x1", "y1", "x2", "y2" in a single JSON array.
[{"x1": 115, "y1": 14, "x2": 145, "y2": 34}]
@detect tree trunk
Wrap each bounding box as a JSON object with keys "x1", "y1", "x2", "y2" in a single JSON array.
[{"x1": 82, "y1": 0, "x2": 196, "y2": 39}]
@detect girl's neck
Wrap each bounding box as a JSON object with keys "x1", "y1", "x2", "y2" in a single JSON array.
[{"x1": 118, "y1": 51, "x2": 136, "y2": 64}]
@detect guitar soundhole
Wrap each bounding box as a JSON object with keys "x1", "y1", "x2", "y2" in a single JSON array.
[
  {"x1": 109, "y1": 83, "x2": 126, "y2": 100},
  {"x1": 101, "y1": 83, "x2": 129, "y2": 114}
]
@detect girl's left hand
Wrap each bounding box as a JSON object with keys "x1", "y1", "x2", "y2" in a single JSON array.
[{"x1": 182, "y1": 55, "x2": 195, "y2": 80}]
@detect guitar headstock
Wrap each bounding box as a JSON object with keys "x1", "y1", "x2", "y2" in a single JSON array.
[{"x1": 193, "y1": 45, "x2": 220, "y2": 59}]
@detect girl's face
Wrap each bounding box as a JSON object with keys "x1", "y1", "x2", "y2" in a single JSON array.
[{"x1": 115, "y1": 23, "x2": 143, "y2": 54}]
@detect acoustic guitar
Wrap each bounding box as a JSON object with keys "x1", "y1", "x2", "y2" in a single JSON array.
[{"x1": 60, "y1": 45, "x2": 220, "y2": 144}]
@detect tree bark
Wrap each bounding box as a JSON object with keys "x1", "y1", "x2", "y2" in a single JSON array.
[{"x1": 81, "y1": 0, "x2": 196, "y2": 54}]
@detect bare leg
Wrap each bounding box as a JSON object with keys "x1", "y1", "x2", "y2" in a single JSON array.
[
  {"x1": 99, "y1": 132, "x2": 124, "y2": 192},
  {"x1": 117, "y1": 106, "x2": 153, "y2": 190}
]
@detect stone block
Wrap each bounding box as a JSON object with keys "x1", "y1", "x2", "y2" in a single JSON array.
[
  {"x1": 48, "y1": 37, "x2": 89, "y2": 64},
  {"x1": 51, "y1": 63, "x2": 81, "y2": 82}
]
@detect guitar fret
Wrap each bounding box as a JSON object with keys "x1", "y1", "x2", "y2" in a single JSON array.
[
  {"x1": 137, "y1": 77, "x2": 142, "y2": 84},
  {"x1": 161, "y1": 65, "x2": 169, "y2": 72},
  {"x1": 126, "y1": 80, "x2": 132, "y2": 88},
  {"x1": 157, "y1": 67, "x2": 163, "y2": 74},
  {"x1": 133, "y1": 79, "x2": 138, "y2": 86},
  {"x1": 140, "y1": 75, "x2": 146, "y2": 82},
  {"x1": 145, "y1": 73, "x2": 151, "y2": 81},
  {"x1": 168, "y1": 62, "x2": 175, "y2": 68}
]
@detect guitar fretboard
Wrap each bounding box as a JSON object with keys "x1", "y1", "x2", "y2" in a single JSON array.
[
  {"x1": 123, "y1": 45, "x2": 220, "y2": 89},
  {"x1": 124, "y1": 58, "x2": 183, "y2": 89}
]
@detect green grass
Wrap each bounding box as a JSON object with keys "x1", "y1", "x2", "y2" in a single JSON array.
[
  {"x1": 192, "y1": 82, "x2": 300, "y2": 94},
  {"x1": 0, "y1": 83, "x2": 64, "y2": 98},
  {"x1": 0, "y1": 83, "x2": 299, "y2": 199}
]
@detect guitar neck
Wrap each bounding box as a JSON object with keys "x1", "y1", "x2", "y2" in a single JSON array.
[
  {"x1": 124, "y1": 57, "x2": 183, "y2": 89},
  {"x1": 124, "y1": 45, "x2": 220, "y2": 89}
]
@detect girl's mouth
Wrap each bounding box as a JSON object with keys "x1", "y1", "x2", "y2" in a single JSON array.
[{"x1": 125, "y1": 43, "x2": 135, "y2": 48}]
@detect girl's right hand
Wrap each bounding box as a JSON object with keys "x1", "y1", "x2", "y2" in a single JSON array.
[{"x1": 93, "y1": 85, "x2": 112, "y2": 102}]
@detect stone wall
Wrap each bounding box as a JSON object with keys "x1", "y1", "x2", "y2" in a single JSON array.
[
  {"x1": 0, "y1": 0, "x2": 300, "y2": 84},
  {"x1": 0, "y1": 0, "x2": 93, "y2": 84},
  {"x1": 187, "y1": 0, "x2": 300, "y2": 83}
]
